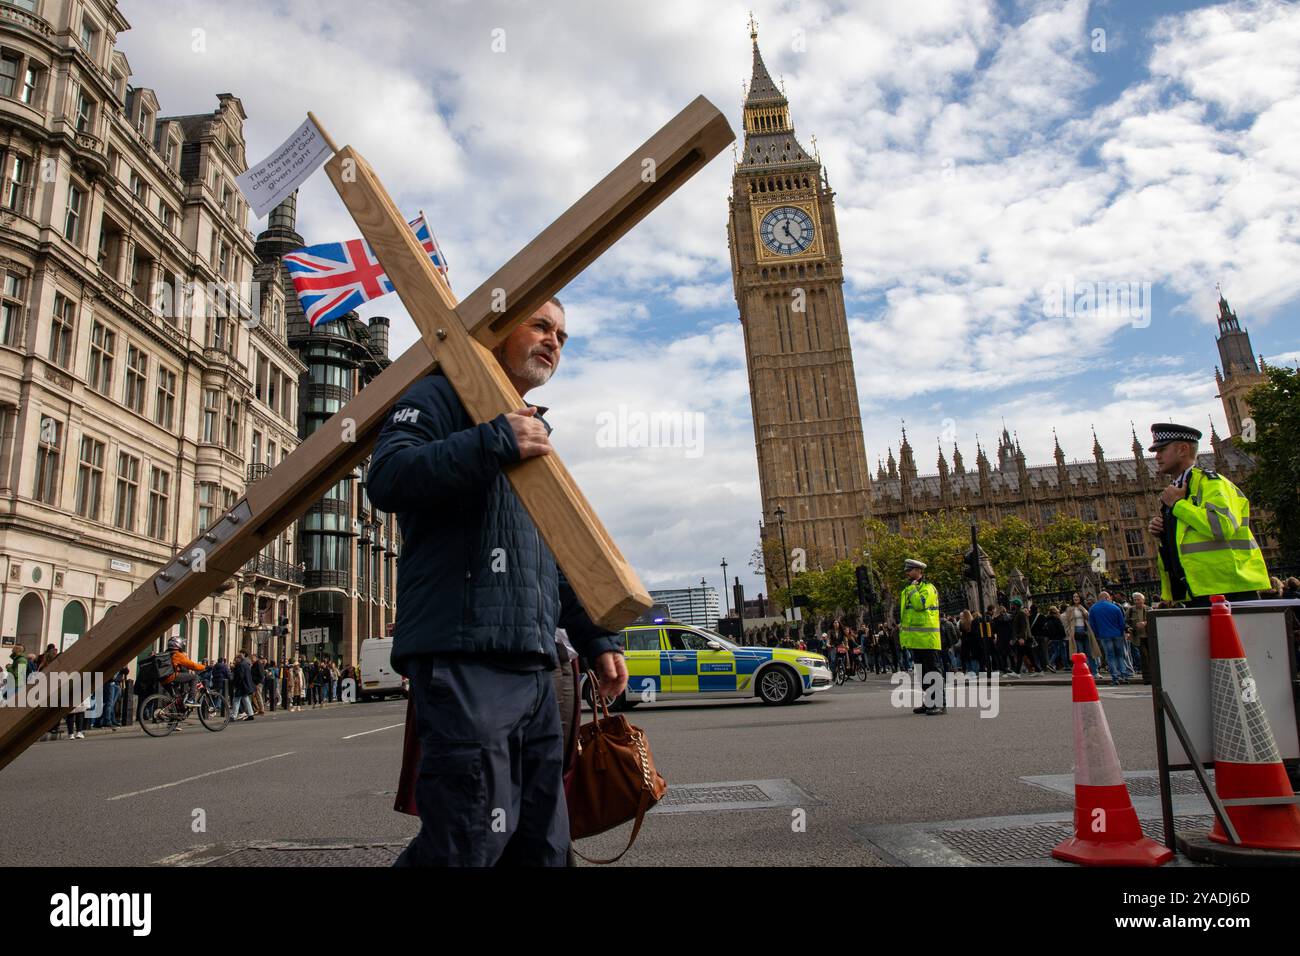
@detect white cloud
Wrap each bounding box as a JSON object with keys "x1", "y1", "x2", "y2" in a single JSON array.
[{"x1": 112, "y1": 0, "x2": 1300, "y2": 598}]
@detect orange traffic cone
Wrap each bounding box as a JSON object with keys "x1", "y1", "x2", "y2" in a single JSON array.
[
  {"x1": 1052, "y1": 653, "x2": 1172, "y2": 866},
  {"x1": 1207, "y1": 595, "x2": 1300, "y2": 850}
]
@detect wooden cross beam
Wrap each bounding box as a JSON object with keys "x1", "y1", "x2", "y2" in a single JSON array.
[{"x1": 0, "y1": 96, "x2": 734, "y2": 772}]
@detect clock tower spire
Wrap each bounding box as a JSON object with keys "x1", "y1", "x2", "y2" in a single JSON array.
[{"x1": 729, "y1": 23, "x2": 871, "y2": 580}]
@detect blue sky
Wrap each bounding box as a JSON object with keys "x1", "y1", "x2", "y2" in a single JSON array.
[{"x1": 118, "y1": 0, "x2": 1299, "y2": 601}]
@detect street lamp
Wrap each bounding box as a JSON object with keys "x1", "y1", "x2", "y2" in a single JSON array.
[
  {"x1": 701, "y1": 577, "x2": 708, "y2": 626},
  {"x1": 720, "y1": 558, "x2": 729, "y2": 615},
  {"x1": 774, "y1": 505, "x2": 792, "y2": 624}
]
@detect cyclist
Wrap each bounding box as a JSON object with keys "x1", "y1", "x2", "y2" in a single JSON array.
[{"x1": 161, "y1": 636, "x2": 206, "y2": 728}]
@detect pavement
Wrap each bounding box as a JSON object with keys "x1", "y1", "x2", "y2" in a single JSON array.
[{"x1": 0, "y1": 671, "x2": 1203, "y2": 867}]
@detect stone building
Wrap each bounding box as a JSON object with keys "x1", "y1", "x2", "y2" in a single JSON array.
[
  {"x1": 868, "y1": 300, "x2": 1285, "y2": 593},
  {"x1": 0, "y1": 0, "x2": 397, "y2": 670},
  {"x1": 729, "y1": 22, "x2": 871, "y2": 575},
  {"x1": 252, "y1": 190, "x2": 399, "y2": 667},
  {"x1": 1213, "y1": 293, "x2": 1269, "y2": 440}
]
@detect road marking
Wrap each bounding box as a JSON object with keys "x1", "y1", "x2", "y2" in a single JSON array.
[
  {"x1": 106, "y1": 752, "x2": 297, "y2": 801},
  {"x1": 342, "y1": 723, "x2": 403, "y2": 740}
]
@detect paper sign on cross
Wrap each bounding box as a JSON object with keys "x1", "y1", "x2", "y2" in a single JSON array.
[{"x1": 0, "y1": 96, "x2": 735, "y2": 772}]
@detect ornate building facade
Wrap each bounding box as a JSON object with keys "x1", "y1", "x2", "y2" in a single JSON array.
[
  {"x1": 868, "y1": 300, "x2": 1282, "y2": 587},
  {"x1": 1213, "y1": 293, "x2": 1268, "y2": 439},
  {"x1": 0, "y1": 0, "x2": 397, "y2": 670},
  {"x1": 729, "y1": 24, "x2": 871, "y2": 576}
]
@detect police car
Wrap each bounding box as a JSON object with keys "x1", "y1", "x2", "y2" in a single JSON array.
[{"x1": 588, "y1": 621, "x2": 832, "y2": 709}]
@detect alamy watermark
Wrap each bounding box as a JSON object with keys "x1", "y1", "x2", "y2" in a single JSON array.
[
  {"x1": 890, "y1": 665, "x2": 1000, "y2": 718},
  {"x1": 2, "y1": 671, "x2": 104, "y2": 714},
  {"x1": 595, "y1": 404, "x2": 704, "y2": 459},
  {"x1": 1041, "y1": 277, "x2": 1152, "y2": 328}
]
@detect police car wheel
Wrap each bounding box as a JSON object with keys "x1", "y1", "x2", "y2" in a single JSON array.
[{"x1": 758, "y1": 666, "x2": 797, "y2": 705}]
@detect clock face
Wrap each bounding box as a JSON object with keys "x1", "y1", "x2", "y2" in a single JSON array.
[{"x1": 759, "y1": 205, "x2": 815, "y2": 256}]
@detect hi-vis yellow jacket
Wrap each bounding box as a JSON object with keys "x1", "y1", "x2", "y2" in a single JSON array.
[
  {"x1": 899, "y1": 580, "x2": 941, "y2": 650},
  {"x1": 1158, "y1": 466, "x2": 1271, "y2": 602}
]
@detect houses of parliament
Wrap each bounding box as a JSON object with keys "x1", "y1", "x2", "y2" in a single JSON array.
[{"x1": 730, "y1": 25, "x2": 1280, "y2": 588}]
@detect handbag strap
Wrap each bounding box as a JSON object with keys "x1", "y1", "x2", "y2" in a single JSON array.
[{"x1": 570, "y1": 787, "x2": 653, "y2": 866}]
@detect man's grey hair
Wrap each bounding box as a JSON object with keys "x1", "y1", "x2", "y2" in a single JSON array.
[{"x1": 548, "y1": 296, "x2": 564, "y2": 312}]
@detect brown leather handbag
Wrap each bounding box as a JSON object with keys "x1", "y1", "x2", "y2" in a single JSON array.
[{"x1": 566, "y1": 671, "x2": 668, "y2": 864}]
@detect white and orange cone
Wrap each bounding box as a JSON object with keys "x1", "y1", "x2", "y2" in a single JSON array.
[
  {"x1": 1207, "y1": 595, "x2": 1300, "y2": 850},
  {"x1": 1052, "y1": 653, "x2": 1172, "y2": 866}
]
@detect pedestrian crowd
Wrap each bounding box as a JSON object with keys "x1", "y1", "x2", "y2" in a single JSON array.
[
  {"x1": 740, "y1": 576, "x2": 1300, "y2": 687},
  {"x1": 1, "y1": 643, "x2": 363, "y2": 738}
]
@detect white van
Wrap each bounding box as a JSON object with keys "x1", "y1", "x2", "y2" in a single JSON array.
[{"x1": 358, "y1": 637, "x2": 406, "y2": 701}]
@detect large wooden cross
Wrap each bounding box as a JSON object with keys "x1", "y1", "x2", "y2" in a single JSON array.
[{"x1": 0, "y1": 96, "x2": 734, "y2": 771}]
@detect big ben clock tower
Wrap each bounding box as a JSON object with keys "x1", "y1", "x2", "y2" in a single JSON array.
[{"x1": 728, "y1": 20, "x2": 871, "y2": 578}]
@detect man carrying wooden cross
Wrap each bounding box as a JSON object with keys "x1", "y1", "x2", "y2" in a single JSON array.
[{"x1": 368, "y1": 295, "x2": 628, "y2": 867}]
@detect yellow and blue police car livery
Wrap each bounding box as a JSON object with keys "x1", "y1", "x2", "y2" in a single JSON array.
[{"x1": 614, "y1": 622, "x2": 832, "y2": 706}]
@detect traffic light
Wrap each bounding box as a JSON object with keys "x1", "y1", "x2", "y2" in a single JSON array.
[
  {"x1": 963, "y1": 550, "x2": 981, "y2": 582},
  {"x1": 855, "y1": 565, "x2": 874, "y2": 605}
]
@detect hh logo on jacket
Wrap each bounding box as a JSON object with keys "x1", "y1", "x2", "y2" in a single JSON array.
[{"x1": 393, "y1": 408, "x2": 420, "y2": 424}]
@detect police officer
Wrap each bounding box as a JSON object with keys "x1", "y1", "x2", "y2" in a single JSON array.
[
  {"x1": 900, "y1": 559, "x2": 945, "y2": 715},
  {"x1": 1146, "y1": 422, "x2": 1271, "y2": 607}
]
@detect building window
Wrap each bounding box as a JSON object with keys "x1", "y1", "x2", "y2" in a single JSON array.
[
  {"x1": 202, "y1": 389, "x2": 219, "y2": 443},
  {"x1": 198, "y1": 481, "x2": 216, "y2": 532},
  {"x1": 64, "y1": 184, "x2": 85, "y2": 242},
  {"x1": 1120, "y1": 498, "x2": 1138, "y2": 518},
  {"x1": 6, "y1": 153, "x2": 30, "y2": 213},
  {"x1": 1080, "y1": 502, "x2": 1098, "y2": 522},
  {"x1": 74, "y1": 436, "x2": 106, "y2": 520},
  {"x1": 159, "y1": 202, "x2": 176, "y2": 234},
  {"x1": 147, "y1": 466, "x2": 170, "y2": 540},
  {"x1": 154, "y1": 366, "x2": 176, "y2": 429},
  {"x1": 1, "y1": 272, "x2": 24, "y2": 347},
  {"x1": 218, "y1": 241, "x2": 231, "y2": 279},
  {"x1": 88, "y1": 321, "x2": 115, "y2": 394},
  {"x1": 130, "y1": 170, "x2": 145, "y2": 202},
  {"x1": 48, "y1": 293, "x2": 75, "y2": 368},
  {"x1": 251, "y1": 429, "x2": 262, "y2": 465},
  {"x1": 0, "y1": 54, "x2": 18, "y2": 98},
  {"x1": 124, "y1": 345, "x2": 147, "y2": 413},
  {"x1": 75, "y1": 90, "x2": 96, "y2": 133},
  {"x1": 224, "y1": 396, "x2": 240, "y2": 452},
  {"x1": 34, "y1": 416, "x2": 62, "y2": 504},
  {"x1": 80, "y1": 19, "x2": 99, "y2": 57},
  {"x1": 20, "y1": 64, "x2": 41, "y2": 106},
  {"x1": 113, "y1": 451, "x2": 139, "y2": 531},
  {"x1": 1125, "y1": 529, "x2": 1146, "y2": 558},
  {"x1": 1040, "y1": 506, "x2": 1055, "y2": 525}
]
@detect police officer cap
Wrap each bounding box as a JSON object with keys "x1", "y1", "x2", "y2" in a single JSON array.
[
  {"x1": 1148, "y1": 422, "x2": 1202, "y2": 453},
  {"x1": 903, "y1": 559, "x2": 927, "y2": 571}
]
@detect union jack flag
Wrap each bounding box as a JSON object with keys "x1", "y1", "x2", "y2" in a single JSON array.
[{"x1": 283, "y1": 214, "x2": 448, "y2": 328}]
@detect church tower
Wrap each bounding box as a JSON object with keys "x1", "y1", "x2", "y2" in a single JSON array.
[
  {"x1": 1213, "y1": 293, "x2": 1267, "y2": 439},
  {"x1": 728, "y1": 19, "x2": 871, "y2": 575}
]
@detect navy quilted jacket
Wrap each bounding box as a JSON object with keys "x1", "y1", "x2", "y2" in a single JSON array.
[{"x1": 366, "y1": 371, "x2": 620, "y2": 676}]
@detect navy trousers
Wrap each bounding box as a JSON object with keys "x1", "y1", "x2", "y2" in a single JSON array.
[{"x1": 394, "y1": 655, "x2": 568, "y2": 867}]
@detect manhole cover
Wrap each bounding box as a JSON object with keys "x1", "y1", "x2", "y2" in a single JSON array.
[
  {"x1": 157, "y1": 842, "x2": 407, "y2": 867},
  {"x1": 856, "y1": 813, "x2": 1217, "y2": 866},
  {"x1": 660, "y1": 784, "x2": 769, "y2": 806},
  {"x1": 1021, "y1": 770, "x2": 1211, "y2": 800},
  {"x1": 651, "y1": 779, "x2": 817, "y2": 814},
  {"x1": 934, "y1": 816, "x2": 1213, "y2": 864}
]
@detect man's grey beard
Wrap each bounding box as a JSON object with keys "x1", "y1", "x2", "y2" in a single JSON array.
[{"x1": 518, "y1": 354, "x2": 554, "y2": 388}]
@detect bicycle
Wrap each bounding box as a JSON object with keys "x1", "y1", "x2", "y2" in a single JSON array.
[
  {"x1": 138, "y1": 676, "x2": 230, "y2": 737},
  {"x1": 833, "y1": 651, "x2": 871, "y2": 685}
]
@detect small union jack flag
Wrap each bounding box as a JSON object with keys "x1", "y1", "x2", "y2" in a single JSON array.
[{"x1": 283, "y1": 213, "x2": 448, "y2": 327}]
